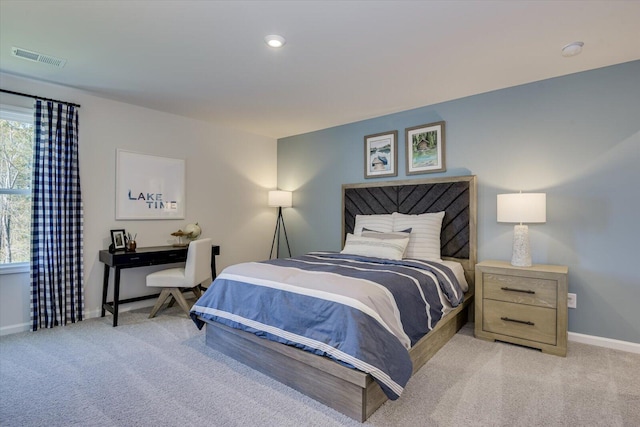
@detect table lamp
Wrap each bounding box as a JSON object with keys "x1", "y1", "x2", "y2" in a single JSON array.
[
  {"x1": 268, "y1": 190, "x2": 292, "y2": 259},
  {"x1": 497, "y1": 192, "x2": 546, "y2": 267}
]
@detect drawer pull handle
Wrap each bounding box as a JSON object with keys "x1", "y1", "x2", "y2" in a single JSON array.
[
  {"x1": 501, "y1": 316, "x2": 535, "y2": 326},
  {"x1": 130, "y1": 257, "x2": 140, "y2": 260},
  {"x1": 501, "y1": 286, "x2": 535, "y2": 294},
  {"x1": 168, "y1": 254, "x2": 178, "y2": 257}
]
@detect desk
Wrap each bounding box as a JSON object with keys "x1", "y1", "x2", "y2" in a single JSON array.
[{"x1": 99, "y1": 245, "x2": 220, "y2": 327}]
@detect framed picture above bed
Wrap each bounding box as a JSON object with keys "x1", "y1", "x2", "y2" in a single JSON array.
[
  {"x1": 405, "y1": 121, "x2": 446, "y2": 175},
  {"x1": 364, "y1": 130, "x2": 397, "y2": 178}
]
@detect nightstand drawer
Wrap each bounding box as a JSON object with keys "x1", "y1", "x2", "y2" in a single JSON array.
[
  {"x1": 483, "y1": 273, "x2": 557, "y2": 308},
  {"x1": 483, "y1": 299, "x2": 556, "y2": 345}
]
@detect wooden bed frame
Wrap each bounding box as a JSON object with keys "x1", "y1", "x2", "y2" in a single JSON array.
[{"x1": 200, "y1": 175, "x2": 477, "y2": 422}]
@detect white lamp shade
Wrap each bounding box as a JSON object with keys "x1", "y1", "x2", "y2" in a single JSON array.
[
  {"x1": 268, "y1": 190, "x2": 292, "y2": 208},
  {"x1": 497, "y1": 193, "x2": 546, "y2": 224}
]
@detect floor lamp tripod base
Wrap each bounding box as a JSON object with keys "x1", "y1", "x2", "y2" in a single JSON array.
[{"x1": 269, "y1": 206, "x2": 291, "y2": 259}]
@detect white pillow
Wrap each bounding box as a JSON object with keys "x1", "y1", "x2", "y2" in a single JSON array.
[
  {"x1": 341, "y1": 233, "x2": 410, "y2": 260},
  {"x1": 353, "y1": 214, "x2": 393, "y2": 235},
  {"x1": 392, "y1": 211, "x2": 445, "y2": 260}
]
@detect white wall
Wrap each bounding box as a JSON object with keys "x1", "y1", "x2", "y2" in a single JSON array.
[{"x1": 0, "y1": 72, "x2": 278, "y2": 334}]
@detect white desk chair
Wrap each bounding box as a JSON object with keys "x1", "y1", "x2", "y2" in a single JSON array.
[{"x1": 146, "y1": 238, "x2": 212, "y2": 318}]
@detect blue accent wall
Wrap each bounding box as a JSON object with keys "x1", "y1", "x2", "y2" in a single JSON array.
[{"x1": 277, "y1": 60, "x2": 640, "y2": 344}]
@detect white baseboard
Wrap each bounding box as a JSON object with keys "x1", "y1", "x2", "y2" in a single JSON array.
[
  {"x1": 0, "y1": 322, "x2": 30, "y2": 336},
  {"x1": 569, "y1": 331, "x2": 640, "y2": 354},
  {"x1": 1, "y1": 293, "x2": 201, "y2": 337},
  {"x1": 1, "y1": 300, "x2": 158, "y2": 336},
  {"x1": 84, "y1": 298, "x2": 157, "y2": 320}
]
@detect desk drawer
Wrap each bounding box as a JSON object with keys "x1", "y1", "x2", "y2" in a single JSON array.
[
  {"x1": 483, "y1": 273, "x2": 557, "y2": 308},
  {"x1": 118, "y1": 251, "x2": 186, "y2": 267},
  {"x1": 482, "y1": 299, "x2": 556, "y2": 345}
]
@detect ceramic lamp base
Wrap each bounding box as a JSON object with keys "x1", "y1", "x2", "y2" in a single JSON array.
[{"x1": 511, "y1": 224, "x2": 532, "y2": 267}]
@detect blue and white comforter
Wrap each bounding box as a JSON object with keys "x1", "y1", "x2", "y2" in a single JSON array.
[{"x1": 190, "y1": 252, "x2": 465, "y2": 400}]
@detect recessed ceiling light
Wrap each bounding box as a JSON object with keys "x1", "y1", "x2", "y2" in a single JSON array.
[
  {"x1": 264, "y1": 35, "x2": 286, "y2": 48},
  {"x1": 561, "y1": 41, "x2": 584, "y2": 57}
]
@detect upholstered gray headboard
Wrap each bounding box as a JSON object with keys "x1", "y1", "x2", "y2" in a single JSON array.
[{"x1": 342, "y1": 175, "x2": 477, "y2": 287}]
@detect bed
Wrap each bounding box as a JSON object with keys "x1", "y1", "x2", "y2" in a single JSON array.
[{"x1": 192, "y1": 175, "x2": 477, "y2": 422}]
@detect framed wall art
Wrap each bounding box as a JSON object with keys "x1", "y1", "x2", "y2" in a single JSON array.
[
  {"x1": 110, "y1": 229, "x2": 126, "y2": 250},
  {"x1": 364, "y1": 130, "x2": 398, "y2": 178},
  {"x1": 405, "y1": 121, "x2": 446, "y2": 175},
  {"x1": 115, "y1": 149, "x2": 186, "y2": 220}
]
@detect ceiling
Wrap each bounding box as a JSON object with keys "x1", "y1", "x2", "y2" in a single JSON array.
[{"x1": 1, "y1": 1, "x2": 639, "y2": 139}]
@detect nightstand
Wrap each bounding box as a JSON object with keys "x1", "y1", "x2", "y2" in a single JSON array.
[{"x1": 474, "y1": 260, "x2": 568, "y2": 356}]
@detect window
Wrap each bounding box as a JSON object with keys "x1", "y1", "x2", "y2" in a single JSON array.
[{"x1": 0, "y1": 105, "x2": 33, "y2": 273}]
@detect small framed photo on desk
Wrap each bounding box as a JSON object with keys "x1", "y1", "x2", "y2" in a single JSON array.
[{"x1": 110, "y1": 229, "x2": 126, "y2": 250}]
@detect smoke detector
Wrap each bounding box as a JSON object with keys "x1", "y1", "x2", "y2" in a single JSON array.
[
  {"x1": 12, "y1": 47, "x2": 67, "y2": 68},
  {"x1": 561, "y1": 42, "x2": 584, "y2": 58}
]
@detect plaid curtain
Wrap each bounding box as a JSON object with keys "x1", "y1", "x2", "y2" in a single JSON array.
[{"x1": 30, "y1": 100, "x2": 84, "y2": 331}]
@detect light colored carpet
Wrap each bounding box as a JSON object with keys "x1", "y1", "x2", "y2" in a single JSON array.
[{"x1": 1, "y1": 305, "x2": 638, "y2": 427}]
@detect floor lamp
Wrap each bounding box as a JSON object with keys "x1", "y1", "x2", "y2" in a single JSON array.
[{"x1": 268, "y1": 190, "x2": 292, "y2": 259}]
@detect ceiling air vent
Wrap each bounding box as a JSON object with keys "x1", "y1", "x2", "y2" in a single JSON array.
[{"x1": 11, "y1": 47, "x2": 67, "y2": 68}]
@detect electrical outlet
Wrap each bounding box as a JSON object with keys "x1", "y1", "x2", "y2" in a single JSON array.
[{"x1": 567, "y1": 293, "x2": 577, "y2": 309}]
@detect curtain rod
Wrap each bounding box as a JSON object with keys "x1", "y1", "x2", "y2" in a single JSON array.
[{"x1": 0, "y1": 88, "x2": 81, "y2": 108}]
